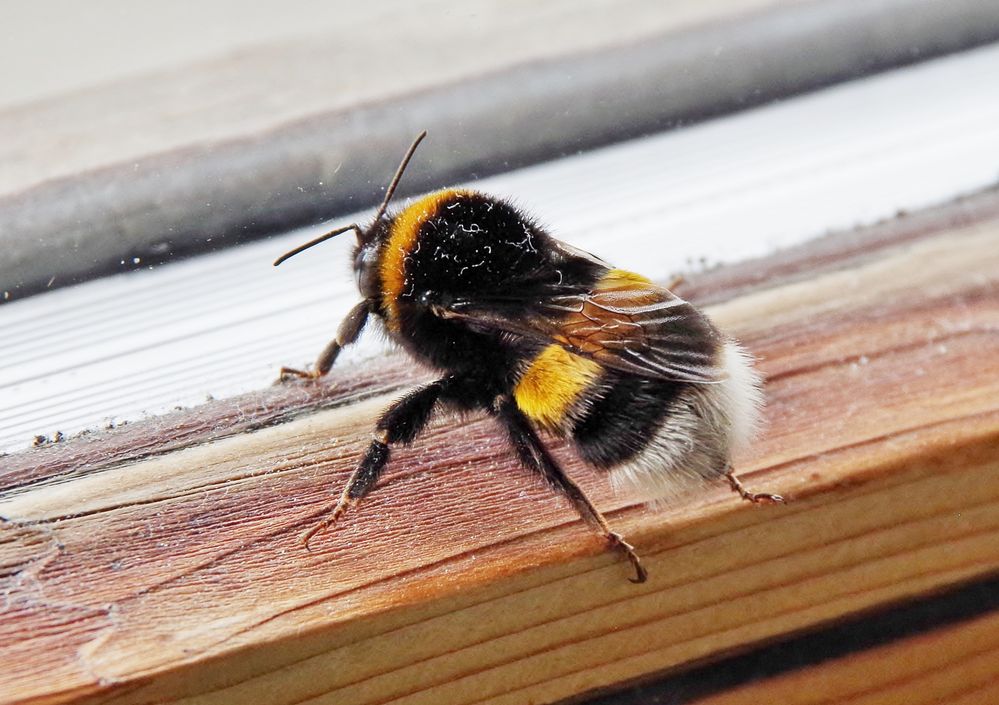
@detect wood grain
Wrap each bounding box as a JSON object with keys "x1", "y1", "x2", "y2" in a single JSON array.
[{"x1": 1, "y1": 207, "x2": 998, "y2": 704}]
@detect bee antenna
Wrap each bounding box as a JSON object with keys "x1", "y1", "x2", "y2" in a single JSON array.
[
  {"x1": 273, "y1": 224, "x2": 361, "y2": 266},
  {"x1": 272, "y1": 130, "x2": 427, "y2": 267},
  {"x1": 372, "y1": 130, "x2": 428, "y2": 225}
]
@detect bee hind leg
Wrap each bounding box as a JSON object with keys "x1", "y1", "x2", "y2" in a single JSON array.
[
  {"x1": 491, "y1": 396, "x2": 647, "y2": 584},
  {"x1": 725, "y1": 467, "x2": 785, "y2": 505}
]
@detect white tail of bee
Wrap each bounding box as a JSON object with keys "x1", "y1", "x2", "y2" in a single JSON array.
[{"x1": 610, "y1": 340, "x2": 764, "y2": 503}]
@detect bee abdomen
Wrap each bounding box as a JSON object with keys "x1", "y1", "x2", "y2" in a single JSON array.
[
  {"x1": 573, "y1": 341, "x2": 763, "y2": 501},
  {"x1": 571, "y1": 372, "x2": 686, "y2": 467}
]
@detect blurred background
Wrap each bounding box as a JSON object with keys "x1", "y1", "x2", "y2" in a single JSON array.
[{"x1": 3, "y1": 0, "x2": 999, "y2": 450}]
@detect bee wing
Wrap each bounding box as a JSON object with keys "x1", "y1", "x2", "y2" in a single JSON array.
[{"x1": 445, "y1": 273, "x2": 724, "y2": 383}]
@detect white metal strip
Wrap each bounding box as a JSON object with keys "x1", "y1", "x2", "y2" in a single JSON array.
[{"x1": 3, "y1": 44, "x2": 999, "y2": 452}]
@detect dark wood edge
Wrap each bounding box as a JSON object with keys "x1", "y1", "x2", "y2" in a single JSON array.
[{"x1": 576, "y1": 572, "x2": 999, "y2": 704}]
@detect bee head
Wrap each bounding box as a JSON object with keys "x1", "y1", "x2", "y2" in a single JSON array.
[{"x1": 352, "y1": 219, "x2": 389, "y2": 300}]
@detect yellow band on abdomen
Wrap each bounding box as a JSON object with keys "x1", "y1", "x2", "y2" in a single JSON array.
[{"x1": 514, "y1": 344, "x2": 602, "y2": 430}]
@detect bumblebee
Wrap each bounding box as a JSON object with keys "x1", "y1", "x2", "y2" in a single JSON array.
[{"x1": 275, "y1": 132, "x2": 782, "y2": 583}]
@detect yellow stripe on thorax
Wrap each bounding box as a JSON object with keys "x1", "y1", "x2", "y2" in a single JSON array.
[
  {"x1": 601, "y1": 268, "x2": 652, "y2": 289},
  {"x1": 514, "y1": 344, "x2": 601, "y2": 430},
  {"x1": 380, "y1": 188, "x2": 470, "y2": 330}
]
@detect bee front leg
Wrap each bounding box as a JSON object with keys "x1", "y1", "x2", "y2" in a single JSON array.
[
  {"x1": 491, "y1": 396, "x2": 647, "y2": 584},
  {"x1": 279, "y1": 300, "x2": 370, "y2": 382},
  {"x1": 300, "y1": 376, "x2": 462, "y2": 548}
]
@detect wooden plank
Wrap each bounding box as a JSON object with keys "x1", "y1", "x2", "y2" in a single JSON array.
[
  {"x1": 1, "y1": 193, "x2": 998, "y2": 703},
  {"x1": 6, "y1": 0, "x2": 999, "y2": 299}
]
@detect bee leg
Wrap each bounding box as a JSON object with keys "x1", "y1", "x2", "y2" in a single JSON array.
[
  {"x1": 492, "y1": 396, "x2": 647, "y2": 584},
  {"x1": 300, "y1": 376, "x2": 457, "y2": 548},
  {"x1": 279, "y1": 300, "x2": 370, "y2": 382},
  {"x1": 725, "y1": 467, "x2": 785, "y2": 505}
]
